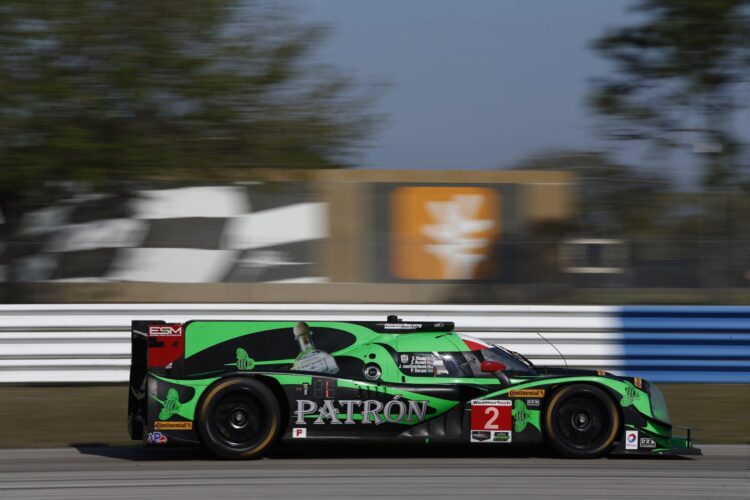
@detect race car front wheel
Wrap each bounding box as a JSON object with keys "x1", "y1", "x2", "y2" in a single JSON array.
[
  {"x1": 545, "y1": 384, "x2": 619, "y2": 458},
  {"x1": 198, "y1": 377, "x2": 281, "y2": 459}
]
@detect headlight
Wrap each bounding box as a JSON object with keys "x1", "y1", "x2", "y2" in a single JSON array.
[{"x1": 649, "y1": 383, "x2": 671, "y2": 424}]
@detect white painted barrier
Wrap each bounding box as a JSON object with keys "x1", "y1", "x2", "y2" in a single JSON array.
[{"x1": 0, "y1": 304, "x2": 621, "y2": 383}]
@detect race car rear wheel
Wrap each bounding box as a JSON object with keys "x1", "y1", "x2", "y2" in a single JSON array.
[
  {"x1": 545, "y1": 384, "x2": 619, "y2": 458},
  {"x1": 198, "y1": 377, "x2": 280, "y2": 459}
]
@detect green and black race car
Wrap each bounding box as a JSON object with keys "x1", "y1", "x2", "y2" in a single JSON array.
[{"x1": 127, "y1": 316, "x2": 699, "y2": 459}]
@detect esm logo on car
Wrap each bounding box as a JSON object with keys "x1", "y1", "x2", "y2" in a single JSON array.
[
  {"x1": 147, "y1": 324, "x2": 185, "y2": 368},
  {"x1": 148, "y1": 325, "x2": 183, "y2": 337}
]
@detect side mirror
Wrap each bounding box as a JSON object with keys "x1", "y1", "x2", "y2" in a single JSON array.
[
  {"x1": 480, "y1": 360, "x2": 510, "y2": 386},
  {"x1": 480, "y1": 361, "x2": 507, "y2": 373}
]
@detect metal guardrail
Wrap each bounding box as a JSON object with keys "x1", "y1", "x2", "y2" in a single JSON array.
[{"x1": 0, "y1": 304, "x2": 747, "y2": 383}]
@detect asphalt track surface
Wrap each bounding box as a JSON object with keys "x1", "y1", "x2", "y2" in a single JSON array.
[{"x1": 0, "y1": 445, "x2": 747, "y2": 499}]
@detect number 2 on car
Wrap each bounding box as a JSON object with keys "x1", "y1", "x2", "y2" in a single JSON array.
[{"x1": 470, "y1": 400, "x2": 512, "y2": 431}]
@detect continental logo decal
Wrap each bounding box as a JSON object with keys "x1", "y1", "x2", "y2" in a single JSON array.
[
  {"x1": 508, "y1": 389, "x2": 545, "y2": 398},
  {"x1": 154, "y1": 421, "x2": 193, "y2": 431}
]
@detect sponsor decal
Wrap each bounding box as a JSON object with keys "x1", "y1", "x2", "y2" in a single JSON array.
[
  {"x1": 156, "y1": 388, "x2": 182, "y2": 420},
  {"x1": 633, "y1": 377, "x2": 643, "y2": 389},
  {"x1": 508, "y1": 389, "x2": 545, "y2": 398},
  {"x1": 291, "y1": 323, "x2": 339, "y2": 375},
  {"x1": 293, "y1": 350, "x2": 339, "y2": 374},
  {"x1": 225, "y1": 347, "x2": 256, "y2": 371},
  {"x1": 292, "y1": 427, "x2": 307, "y2": 438},
  {"x1": 294, "y1": 397, "x2": 428, "y2": 425},
  {"x1": 383, "y1": 323, "x2": 423, "y2": 330},
  {"x1": 154, "y1": 421, "x2": 193, "y2": 431},
  {"x1": 148, "y1": 324, "x2": 183, "y2": 337},
  {"x1": 471, "y1": 430, "x2": 512, "y2": 444},
  {"x1": 492, "y1": 431, "x2": 512, "y2": 443},
  {"x1": 472, "y1": 399, "x2": 513, "y2": 407},
  {"x1": 471, "y1": 431, "x2": 492, "y2": 442},
  {"x1": 400, "y1": 354, "x2": 409, "y2": 364},
  {"x1": 511, "y1": 400, "x2": 533, "y2": 432},
  {"x1": 640, "y1": 437, "x2": 657, "y2": 449},
  {"x1": 146, "y1": 324, "x2": 184, "y2": 368},
  {"x1": 620, "y1": 385, "x2": 642, "y2": 408},
  {"x1": 235, "y1": 348, "x2": 255, "y2": 370},
  {"x1": 470, "y1": 400, "x2": 512, "y2": 437},
  {"x1": 625, "y1": 430, "x2": 639, "y2": 450},
  {"x1": 526, "y1": 398, "x2": 541, "y2": 408},
  {"x1": 147, "y1": 432, "x2": 168, "y2": 445}
]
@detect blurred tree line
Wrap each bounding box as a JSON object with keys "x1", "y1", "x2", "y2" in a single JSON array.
[
  {"x1": 584, "y1": 0, "x2": 750, "y2": 288},
  {"x1": 590, "y1": 0, "x2": 750, "y2": 188},
  {"x1": 0, "y1": 0, "x2": 378, "y2": 227},
  {"x1": 486, "y1": 0, "x2": 750, "y2": 296}
]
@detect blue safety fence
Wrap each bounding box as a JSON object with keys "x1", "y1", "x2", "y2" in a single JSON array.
[{"x1": 619, "y1": 306, "x2": 750, "y2": 383}]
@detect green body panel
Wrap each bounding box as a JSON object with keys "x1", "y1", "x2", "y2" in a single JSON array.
[
  {"x1": 483, "y1": 376, "x2": 652, "y2": 417},
  {"x1": 393, "y1": 333, "x2": 464, "y2": 353},
  {"x1": 511, "y1": 400, "x2": 542, "y2": 432},
  {"x1": 186, "y1": 321, "x2": 302, "y2": 358},
  {"x1": 264, "y1": 373, "x2": 313, "y2": 386},
  {"x1": 149, "y1": 375, "x2": 218, "y2": 421}
]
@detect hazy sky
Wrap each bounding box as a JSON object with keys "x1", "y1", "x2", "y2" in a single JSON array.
[{"x1": 300, "y1": 1, "x2": 748, "y2": 187}]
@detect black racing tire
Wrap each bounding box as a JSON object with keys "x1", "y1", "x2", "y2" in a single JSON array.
[
  {"x1": 545, "y1": 384, "x2": 620, "y2": 459},
  {"x1": 197, "y1": 377, "x2": 281, "y2": 459}
]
